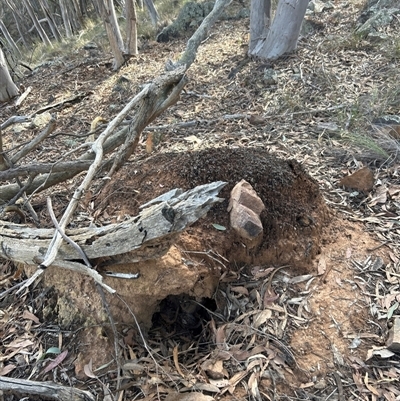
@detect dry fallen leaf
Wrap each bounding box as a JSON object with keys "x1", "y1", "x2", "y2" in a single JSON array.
[
  {"x1": 173, "y1": 345, "x2": 185, "y2": 378},
  {"x1": 43, "y1": 350, "x2": 68, "y2": 374},
  {"x1": 0, "y1": 364, "x2": 16, "y2": 376},
  {"x1": 22, "y1": 310, "x2": 40, "y2": 324},
  {"x1": 83, "y1": 358, "x2": 97, "y2": 379}
]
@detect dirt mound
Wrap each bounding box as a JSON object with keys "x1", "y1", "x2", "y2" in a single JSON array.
[{"x1": 98, "y1": 146, "x2": 330, "y2": 270}]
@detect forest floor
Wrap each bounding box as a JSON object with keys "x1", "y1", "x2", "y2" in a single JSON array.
[{"x1": 1, "y1": 0, "x2": 400, "y2": 400}]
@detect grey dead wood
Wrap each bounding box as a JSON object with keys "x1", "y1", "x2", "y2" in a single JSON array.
[
  {"x1": 0, "y1": 67, "x2": 186, "y2": 204},
  {"x1": 0, "y1": 0, "x2": 233, "y2": 203},
  {"x1": 0, "y1": 0, "x2": 230, "y2": 295},
  {"x1": 0, "y1": 376, "x2": 95, "y2": 401},
  {"x1": 1, "y1": 181, "x2": 226, "y2": 292}
]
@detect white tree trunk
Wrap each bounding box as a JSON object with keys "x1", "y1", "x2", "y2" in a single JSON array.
[
  {"x1": 0, "y1": 48, "x2": 19, "y2": 103},
  {"x1": 143, "y1": 0, "x2": 159, "y2": 26},
  {"x1": 249, "y1": 0, "x2": 270, "y2": 53},
  {"x1": 250, "y1": 0, "x2": 309, "y2": 60},
  {"x1": 0, "y1": 19, "x2": 21, "y2": 56},
  {"x1": 125, "y1": 0, "x2": 138, "y2": 55},
  {"x1": 97, "y1": 0, "x2": 125, "y2": 69},
  {"x1": 23, "y1": 0, "x2": 53, "y2": 47},
  {"x1": 59, "y1": 0, "x2": 73, "y2": 37}
]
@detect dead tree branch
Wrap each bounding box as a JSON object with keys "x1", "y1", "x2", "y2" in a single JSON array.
[
  {"x1": 3, "y1": 182, "x2": 226, "y2": 293},
  {"x1": 0, "y1": 376, "x2": 95, "y2": 401}
]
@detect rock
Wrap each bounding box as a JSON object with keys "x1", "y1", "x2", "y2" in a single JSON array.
[
  {"x1": 248, "y1": 114, "x2": 266, "y2": 126},
  {"x1": 316, "y1": 122, "x2": 339, "y2": 133},
  {"x1": 230, "y1": 203, "x2": 264, "y2": 241},
  {"x1": 339, "y1": 167, "x2": 374, "y2": 193},
  {"x1": 263, "y1": 68, "x2": 278, "y2": 85},
  {"x1": 387, "y1": 317, "x2": 400, "y2": 351},
  {"x1": 356, "y1": 8, "x2": 399, "y2": 37},
  {"x1": 228, "y1": 179, "x2": 265, "y2": 215},
  {"x1": 229, "y1": 180, "x2": 265, "y2": 245},
  {"x1": 308, "y1": 0, "x2": 334, "y2": 13}
]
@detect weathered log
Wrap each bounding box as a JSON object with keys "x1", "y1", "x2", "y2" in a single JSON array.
[
  {"x1": 0, "y1": 376, "x2": 95, "y2": 401},
  {"x1": 0, "y1": 181, "x2": 226, "y2": 268}
]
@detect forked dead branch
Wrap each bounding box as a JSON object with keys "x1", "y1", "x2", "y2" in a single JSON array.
[{"x1": 0, "y1": 0, "x2": 232, "y2": 279}]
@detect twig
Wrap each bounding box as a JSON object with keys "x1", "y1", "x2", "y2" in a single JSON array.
[
  {"x1": 14, "y1": 86, "x2": 32, "y2": 107},
  {"x1": 0, "y1": 116, "x2": 30, "y2": 130},
  {"x1": 40, "y1": 86, "x2": 150, "y2": 269},
  {"x1": 0, "y1": 160, "x2": 92, "y2": 181},
  {"x1": 11, "y1": 117, "x2": 56, "y2": 164},
  {"x1": 46, "y1": 197, "x2": 91, "y2": 267},
  {"x1": 332, "y1": 372, "x2": 344, "y2": 401},
  {"x1": 167, "y1": 0, "x2": 233, "y2": 70}
]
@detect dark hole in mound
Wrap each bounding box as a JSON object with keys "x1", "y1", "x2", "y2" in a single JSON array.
[{"x1": 151, "y1": 294, "x2": 216, "y2": 340}]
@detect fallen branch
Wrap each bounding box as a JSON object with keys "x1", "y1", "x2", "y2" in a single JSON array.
[
  {"x1": 0, "y1": 376, "x2": 95, "y2": 401},
  {"x1": 2, "y1": 182, "x2": 226, "y2": 292}
]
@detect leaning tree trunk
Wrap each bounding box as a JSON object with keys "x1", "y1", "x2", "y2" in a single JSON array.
[
  {"x1": 143, "y1": 0, "x2": 159, "y2": 26},
  {"x1": 249, "y1": 0, "x2": 309, "y2": 60},
  {"x1": 23, "y1": 0, "x2": 53, "y2": 47},
  {"x1": 0, "y1": 19, "x2": 21, "y2": 57},
  {"x1": 0, "y1": 47, "x2": 19, "y2": 102}
]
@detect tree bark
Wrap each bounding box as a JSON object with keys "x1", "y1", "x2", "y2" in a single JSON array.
[
  {"x1": 143, "y1": 0, "x2": 159, "y2": 26},
  {"x1": 0, "y1": 19, "x2": 21, "y2": 56},
  {"x1": 4, "y1": 0, "x2": 32, "y2": 48},
  {"x1": 23, "y1": 0, "x2": 53, "y2": 47},
  {"x1": 249, "y1": 0, "x2": 309, "y2": 60},
  {"x1": 249, "y1": 0, "x2": 271, "y2": 53},
  {"x1": 0, "y1": 47, "x2": 19, "y2": 103},
  {"x1": 125, "y1": 0, "x2": 138, "y2": 55},
  {"x1": 59, "y1": 0, "x2": 73, "y2": 37},
  {"x1": 38, "y1": 0, "x2": 62, "y2": 41},
  {"x1": 96, "y1": 0, "x2": 125, "y2": 69},
  {"x1": 0, "y1": 182, "x2": 226, "y2": 267},
  {"x1": 0, "y1": 376, "x2": 95, "y2": 401}
]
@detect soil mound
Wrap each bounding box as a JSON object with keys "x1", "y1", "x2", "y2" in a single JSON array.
[{"x1": 99, "y1": 146, "x2": 330, "y2": 270}]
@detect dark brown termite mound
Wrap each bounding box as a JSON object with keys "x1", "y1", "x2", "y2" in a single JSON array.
[
  {"x1": 33, "y1": 147, "x2": 330, "y2": 375},
  {"x1": 100, "y1": 146, "x2": 331, "y2": 271}
]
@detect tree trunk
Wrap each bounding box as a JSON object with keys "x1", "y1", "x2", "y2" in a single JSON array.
[
  {"x1": 143, "y1": 0, "x2": 159, "y2": 26},
  {"x1": 38, "y1": 0, "x2": 62, "y2": 41},
  {"x1": 97, "y1": 0, "x2": 125, "y2": 69},
  {"x1": 125, "y1": 0, "x2": 138, "y2": 55},
  {"x1": 5, "y1": 0, "x2": 32, "y2": 48},
  {"x1": 59, "y1": 0, "x2": 73, "y2": 37},
  {"x1": 23, "y1": 0, "x2": 53, "y2": 47},
  {"x1": 249, "y1": 0, "x2": 309, "y2": 60},
  {"x1": 0, "y1": 19, "x2": 21, "y2": 56},
  {"x1": 249, "y1": 0, "x2": 270, "y2": 53},
  {"x1": 0, "y1": 47, "x2": 19, "y2": 103}
]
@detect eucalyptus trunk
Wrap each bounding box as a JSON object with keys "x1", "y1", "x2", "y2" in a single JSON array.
[
  {"x1": 0, "y1": 47, "x2": 19, "y2": 103},
  {"x1": 249, "y1": 0, "x2": 308, "y2": 60},
  {"x1": 23, "y1": 0, "x2": 53, "y2": 47},
  {"x1": 125, "y1": 0, "x2": 138, "y2": 55}
]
